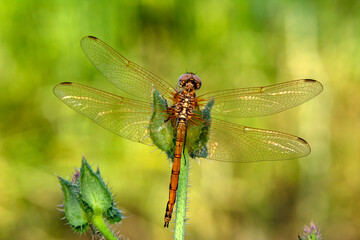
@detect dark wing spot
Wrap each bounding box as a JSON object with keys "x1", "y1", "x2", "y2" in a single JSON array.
[
  {"x1": 297, "y1": 137, "x2": 308, "y2": 144},
  {"x1": 60, "y1": 82, "x2": 73, "y2": 85},
  {"x1": 87, "y1": 36, "x2": 98, "y2": 40},
  {"x1": 303, "y1": 79, "x2": 317, "y2": 82}
]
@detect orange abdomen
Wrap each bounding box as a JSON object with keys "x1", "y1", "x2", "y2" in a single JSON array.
[{"x1": 164, "y1": 120, "x2": 187, "y2": 227}]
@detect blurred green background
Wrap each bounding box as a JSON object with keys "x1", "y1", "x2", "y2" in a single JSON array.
[{"x1": 0, "y1": 0, "x2": 359, "y2": 239}]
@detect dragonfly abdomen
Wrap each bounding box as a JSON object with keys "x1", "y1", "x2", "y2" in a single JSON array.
[{"x1": 164, "y1": 120, "x2": 187, "y2": 227}]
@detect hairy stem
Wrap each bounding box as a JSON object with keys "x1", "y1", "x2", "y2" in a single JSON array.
[
  {"x1": 174, "y1": 151, "x2": 189, "y2": 240},
  {"x1": 92, "y1": 213, "x2": 118, "y2": 240}
]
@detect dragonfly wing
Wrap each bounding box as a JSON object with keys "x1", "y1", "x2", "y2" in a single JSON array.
[
  {"x1": 80, "y1": 36, "x2": 175, "y2": 101},
  {"x1": 203, "y1": 118, "x2": 310, "y2": 162},
  {"x1": 53, "y1": 82, "x2": 156, "y2": 145},
  {"x1": 199, "y1": 79, "x2": 323, "y2": 118}
]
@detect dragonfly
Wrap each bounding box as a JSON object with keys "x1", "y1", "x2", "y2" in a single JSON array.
[{"x1": 53, "y1": 36, "x2": 323, "y2": 228}]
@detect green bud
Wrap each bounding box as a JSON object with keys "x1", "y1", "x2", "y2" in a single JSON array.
[
  {"x1": 298, "y1": 222, "x2": 322, "y2": 240},
  {"x1": 58, "y1": 177, "x2": 88, "y2": 233},
  {"x1": 188, "y1": 98, "x2": 214, "y2": 158},
  {"x1": 149, "y1": 89, "x2": 175, "y2": 159},
  {"x1": 79, "y1": 157, "x2": 113, "y2": 214}
]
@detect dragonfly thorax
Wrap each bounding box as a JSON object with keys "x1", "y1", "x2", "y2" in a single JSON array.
[{"x1": 178, "y1": 73, "x2": 202, "y2": 90}]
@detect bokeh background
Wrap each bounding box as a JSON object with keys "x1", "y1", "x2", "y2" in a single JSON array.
[{"x1": 0, "y1": 0, "x2": 359, "y2": 239}]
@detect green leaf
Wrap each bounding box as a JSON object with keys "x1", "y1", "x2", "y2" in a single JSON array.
[{"x1": 104, "y1": 206, "x2": 123, "y2": 224}]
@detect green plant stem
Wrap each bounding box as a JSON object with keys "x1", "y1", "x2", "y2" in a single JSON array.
[
  {"x1": 174, "y1": 151, "x2": 189, "y2": 240},
  {"x1": 92, "y1": 213, "x2": 118, "y2": 240}
]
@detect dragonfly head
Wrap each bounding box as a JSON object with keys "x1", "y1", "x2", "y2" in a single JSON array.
[{"x1": 178, "y1": 73, "x2": 202, "y2": 90}]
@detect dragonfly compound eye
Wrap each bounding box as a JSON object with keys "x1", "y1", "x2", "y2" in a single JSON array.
[
  {"x1": 178, "y1": 73, "x2": 202, "y2": 89},
  {"x1": 192, "y1": 75, "x2": 202, "y2": 89},
  {"x1": 178, "y1": 73, "x2": 191, "y2": 87}
]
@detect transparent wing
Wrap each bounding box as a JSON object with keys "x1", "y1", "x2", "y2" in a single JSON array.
[
  {"x1": 198, "y1": 79, "x2": 323, "y2": 118},
  {"x1": 80, "y1": 36, "x2": 175, "y2": 101},
  {"x1": 53, "y1": 82, "x2": 158, "y2": 145},
  {"x1": 203, "y1": 118, "x2": 310, "y2": 162}
]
